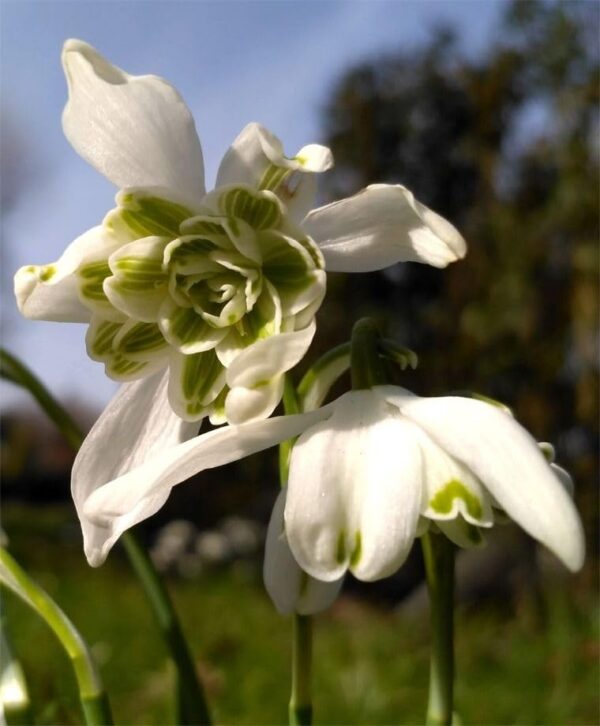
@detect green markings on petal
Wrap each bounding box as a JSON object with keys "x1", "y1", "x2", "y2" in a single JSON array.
[
  {"x1": 297, "y1": 237, "x2": 324, "y2": 270},
  {"x1": 111, "y1": 256, "x2": 165, "y2": 290},
  {"x1": 79, "y1": 261, "x2": 112, "y2": 303},
  {"x1": 259, "y1": 163, "x2": 292, "y2": 193},
  {"x1": 179, "y1": 350, "x2": 226, "y2": 419},
  {"x1": 260, "y1": 232, "x2": 311, "y2": 286},
  {"x1": 106, "y1": 192, "x2": 193, "y2": 239},
  {"x1": 114, "y1": 322, "x2": 168, "y2": 357},
  {"x1": 221, "y1": 188, "x2": 281, "y2": 231},
  {"x1": 429, "y1": 479, "x2": 483, "y2": 521},
  {"x1": 335, "y1": 530, "x2": 346, "y2": 565},
  {"x1": 39, "y1": 264, "x2": 56, "y2": 282},
  {"x1": 170, "y1": 306, "x2": 212, "y2": 343},
  {"x1": 109, "y1": 357, "x2": 148, "y2": 378},
  {"x1": 87, "y1": 317, "x2": 169, "y2": 381},
  {"x1": 88, "y1": 320, "x2": 122, "y2": 358},
  {"x1": 349, "y1": 531, "x2": 362, "y2": 567}
]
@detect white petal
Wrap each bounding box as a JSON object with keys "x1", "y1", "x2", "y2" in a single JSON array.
[
  {"x1": 285, "y1": 390, "x2": 422, "y2": 582},
  {"x1": 225, "y1": 320, "x2": 316, "y2": 389},
  {"x1": 72, "y1": 370, "x2": 197, "y2": 566},
  {"x1": 436, "y1": 518, "x2": 486, "y2": 549},
  {"x1": 14, "y1": 226, "x2": 117, "y2": 323},
  {"x1": 397, "y1": 395, "x2": 585, "y2": 571},
  {"x1": 216, "y1": 123, "x2": 332, "y2": 221},
  {"x1": 224, "y1": 322, "x2": 316, "y2": 424},
  {"x1": 62, "y1": 40, "x2": 205, "y2": 204},
  {"x1": 225, "y1": 376, "x2": 284, "y2": 425},
  {"x1": 264, "y1": 489, "x2": 342, "y2": 615},
  {"x1": 551, "y1": 462, "x2": 575, "y2": 498},
  {"x1": 104, "y1": 236, "x2": 169, "y2": 322},
  {"x1": 416, "y1": 429, "x2": 494, "y2": 527},
  {"x1": 303, "y1": 184, "x2": 466, "y2": 272},
  {"x1": 297, "y1": 344, "x2": 351, "y2": 412},
  {"x1": 82, "y1": 404, "x2": 335, "y2": 563}
]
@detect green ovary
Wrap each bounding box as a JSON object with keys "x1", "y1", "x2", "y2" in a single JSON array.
[{"x1": 429, "y1": 479, "x2": 483, "y2": 520}]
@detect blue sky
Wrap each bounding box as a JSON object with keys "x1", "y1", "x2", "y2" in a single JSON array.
[{"x1": 1, "y1": 0, "x2": 504, "y2": 411}]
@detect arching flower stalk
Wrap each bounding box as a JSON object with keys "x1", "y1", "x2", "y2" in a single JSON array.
[{"x1": 14, "y1": 39, "x2": 466, "y2": 428}]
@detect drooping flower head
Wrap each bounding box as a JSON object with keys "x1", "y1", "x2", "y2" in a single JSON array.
[
  {"x1": 15, "y1": 40, "x2": 466, "y2": 426},
  {"x1": 78, "y1": 382, "x2": 584, "y2": 582}
]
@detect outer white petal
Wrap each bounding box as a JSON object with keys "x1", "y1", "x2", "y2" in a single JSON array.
[
  {"x1": 224, "y1": 322, "x2": 316, "y2": 424},
  {"x1": 72, "y1": 370, "x2": 197, "y2": 566},
  {"x1": 396, "y1": 395, "x2": 585, "y2": 572},
  {"x1": 83, "y1": 404, "x2": 336, "y2": 563},
  {"x1": 285, "y1": 390, "x2": 422, "y2": 582},
  {"x1": 216, "y1": 123, "x2": 333, "y2": 221},
  {"x1": 303, "y1": 184, "x2": 466, "y2": 272},
  {"x1": 14, "y1": 226, "x2": 116, "y2": 323},
  {"x1": 62, "y1": 40, "x2": 205, "y2": 204},
  {"x1": 264, "y1": 489, "x2": 343, "y2": 615}
]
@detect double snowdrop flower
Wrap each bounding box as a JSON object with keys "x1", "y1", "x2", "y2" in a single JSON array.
[{"x1": 14, "y1": 39, "x2": 465, "y2": 427}]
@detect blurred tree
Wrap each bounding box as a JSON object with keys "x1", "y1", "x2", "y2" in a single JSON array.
[{"x1": 318, "y1": 0, "x2": 599, "y2": 565}]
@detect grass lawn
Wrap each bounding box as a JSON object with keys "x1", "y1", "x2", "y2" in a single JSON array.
[{"x1": 2, "y1": 504, "x2": 598, "y2": 725}]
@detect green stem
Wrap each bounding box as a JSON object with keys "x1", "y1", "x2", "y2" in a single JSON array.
[
  {"x1": 0, "y1": 347, "x2": 211, "y2": 724},
  {"x1": 421, "y1": 532, "x2": 455, "y2": 726},
  {"x1": 279, "y1": 375, "x2": 313, "y2": 725},
  {"x1": 289, "y1": 614, "x2": 313, "y2": 726},
  {"x1": 0, "y1": 348, "x2": 83, "y2": 451},
  {"x1": 350, "y1": 318, "x2": 386, "y2": 390},
  {"x1": 278, "y1": 376, "x2": 301, "y2": 486},
  {"x1": 0, "y1": 549, "x2": 112, "y2": 725},
  {"x1": 120, "y1": 534, "x2": 211, "y2": 725}
]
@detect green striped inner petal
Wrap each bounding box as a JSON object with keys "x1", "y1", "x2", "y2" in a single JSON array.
[
  {"x1": 105, "y1": 192, "x2": 193, "y2": 240},
  {"x1": 108, "y1": 357, "x2": 150, "y2": 379},
  {"x1": 259, "y1": 163, "x2": 292, "y2": 193},
  {"x1": 79, "y1": 261, "x2": 111, "y2": 301},
  {"x1": 88, "y1": 320, "x2": 122, "y2": 358},
  {"x1": 220, "y1": 188, "x2": 281, "y2": 231},
  {"x1": 177, "y1": 350, "x2": 226, "y2": 419},
  {"x1": 87, "y1": 318, "x2": 166, "y2": 381},
  {"x1": 110, "y1": 256, "x2": 167, "y2": 292},
  {"x1": 113, "y1": 321, "x2": 168, "y2": 359},
  {"x1": 259, "y1": 232, "x2": 317, "y2": 310},
  {"x1": 166, "y1": 237, "x2": 222, "y2": 275}
]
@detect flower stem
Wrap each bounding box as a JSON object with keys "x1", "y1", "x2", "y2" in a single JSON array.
[
  {"x1": 421, "y1": 532, "x2": 455, "y2": 726},
  {"x1": 289, "y1": 614, "x2": 313, "y2": 726},
  {"x1": 350, "y1": 318, "x2": 386, "y2": 390},
  {"x1": 0, "y1": 347, "x2": 211, "y2": 724},
  {"x1": 0, "y1": 548, "x2": 112, "y2": 725},
  {"x1": 120, "y1": 533, "x2": 211, "y2": 725},
  {"x1": 279, "y1": 375, "x2": 301, "y2": 486},
  {"x1": 0, "y1": 348, "x2": 83, "y2": 451},
  {"x1": 280, "y1": 375, "x2": 313, "y2": 725}
]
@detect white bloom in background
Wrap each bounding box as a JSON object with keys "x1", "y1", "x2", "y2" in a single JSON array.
[
  {"x1": 79, "y1": 385, "x2": 584, "y2": 581},
  {"x1": 15, "y1": 40, "x2": 466, "y2": 428}
]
